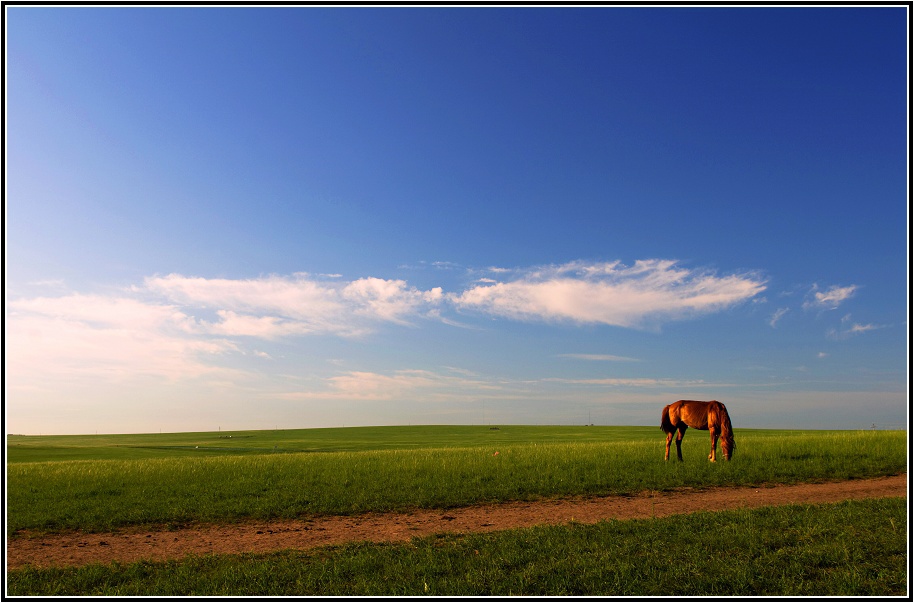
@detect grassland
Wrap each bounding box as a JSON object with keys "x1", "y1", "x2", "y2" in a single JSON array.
[
  {"x1": 6, "y1": 426, "x2": 905, "y2": 534},
  {"x1": 6, "y1": 425, "x2": 908, "y2": 596}
]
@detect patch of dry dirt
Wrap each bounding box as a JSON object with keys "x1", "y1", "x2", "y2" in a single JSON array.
[{"x1": 7, "y1": 474, "x2": 906, "y2": 570}]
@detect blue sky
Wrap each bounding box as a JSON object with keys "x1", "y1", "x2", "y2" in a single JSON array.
[{"x1": 5, "y1": 6, "x2": 908, "y2": 434}]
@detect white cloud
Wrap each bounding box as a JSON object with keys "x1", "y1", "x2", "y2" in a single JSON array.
[
  {"x1": 145, "y1": 274, "x2": 348, "y2": 332},
  {"x1": 342, "y1": 277, "x2": 443, "y2": 324},
  {"x1": 6, "y1": 273, "x2": 446, "y2": 388},
  {"x1": 10, "y1": 293, "x2": 191, "y2": 333},
  {"x1": 203, "y1": 310, "x2": 310, "y2": 339},
  {"x1": 145, "y1": 273, "x2": 443, "y2": 337},
  {"x1": 803, "y1": 284, "x2": 857, "y2": 310},
  {"x1": 5, "y1": 261, "x2": 767, "y2": 396},
  {"x1": 6, "y1": 294, "x2": 236, "y2": 383},
  {"x1": 140, "y1": 262, "x2": 765, "y2": 338},
  {"x1": 450, "y1": 259, "x2": 766, "y2": 328}
]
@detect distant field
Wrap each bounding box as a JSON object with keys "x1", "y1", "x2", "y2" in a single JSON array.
[
  {"x1": 6, "y1": 423, "x2": 873, "y2": 463},
  {"x1": 8, "y1": 424, "x2": 671, "y2": 463},
  {"x1": 7, "y1": 425, "x2": 906, "y2": 534}
]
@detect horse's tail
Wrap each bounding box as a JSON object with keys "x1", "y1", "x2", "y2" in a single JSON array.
[
  {"x1": 660, "y1": 404, "x2": 675, "y2": 434},
  {"x1": 715, "y1": 401, "x2": 735, "y2": 459}
]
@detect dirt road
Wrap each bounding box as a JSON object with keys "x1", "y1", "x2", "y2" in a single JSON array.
[{"x1": 7, "y1": 474, "x2": 907, "y2": 570}]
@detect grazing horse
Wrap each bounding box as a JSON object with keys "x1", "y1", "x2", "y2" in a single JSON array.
[{"x1": 661, "y1": 400, "x2": 734, "y2": 462}]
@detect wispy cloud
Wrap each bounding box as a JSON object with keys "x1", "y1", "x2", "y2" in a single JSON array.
[
  {"x1": 847, "y1": 323, "x2": 882, "y2": 335},
  {"x1": 827, "y1": 314, "x2": 887, "y2": 340},
  {"x1": 431, "y1": 261, "x2": 462, "y2": 270},
  {"x1": 768, "y1": 307, "x2": 789, "y2": 328},
  {"x1": 543, "y1": 377, "x2": 711, "y2": 387},
  {"x1": 276, "y1": 368, "x2": 508, "y2": 402},
  {"x1": 26, "y1": 279, "x2": 68, "y2": 289},
  {"x1": 557, "y1": 354, "x2": 641, "y2": 362},
  {"x1": 803, "y1": 284, "x2": 857, "y2": 310},
  {"x1": 450, "y1": 260, "x2": 766, "y2": 328},
  {"x1": 276, "y1": 369, "x2": 753, "y2": 404},
  {"x1": 541, "y1": 377, "x2": 785, "y2": 389}
]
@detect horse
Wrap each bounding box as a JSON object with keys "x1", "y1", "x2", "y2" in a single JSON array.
[{"x1": 661, "y1": 400, "x2": 734, "y2": 462}]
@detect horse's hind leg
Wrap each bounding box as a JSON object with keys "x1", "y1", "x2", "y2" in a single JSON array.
[
  {"x1": 664, "y1": 431, "x2": 674, "y2": 461},
  {"x1": 675, "y1": 425, "x2": 686, "y2": 461}
]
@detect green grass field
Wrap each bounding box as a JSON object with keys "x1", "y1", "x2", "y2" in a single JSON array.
[
  {"x1": 6, "y1": 425, "x2": 908, "y2": 596},
  {"x1": 7, "y1": 425, "x2": 905, "y2": 535}
]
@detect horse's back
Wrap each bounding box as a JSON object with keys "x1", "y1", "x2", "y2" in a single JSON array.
[{"x1": 673, "y1": 400, "x2": 715, "y2": 430}]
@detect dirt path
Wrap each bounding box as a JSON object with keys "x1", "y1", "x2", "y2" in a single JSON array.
[{"x1": 7, "y1": 474, "x2": 907, "y2": 570}]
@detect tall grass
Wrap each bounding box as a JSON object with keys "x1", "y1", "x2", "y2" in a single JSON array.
[{"x1": 7, "y1": 430, "x2": 905, "y2": 534}]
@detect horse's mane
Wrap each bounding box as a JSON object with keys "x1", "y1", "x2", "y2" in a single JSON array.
[{"x1": 713, "y1": 401, "x2": 735, "y2": 456}]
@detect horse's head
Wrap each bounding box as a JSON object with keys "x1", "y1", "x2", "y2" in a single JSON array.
[{"x1": 722, "y1": 436, "x2": 734, "y2": 461}]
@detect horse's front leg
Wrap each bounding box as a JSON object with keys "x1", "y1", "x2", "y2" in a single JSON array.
[{"x1": 708, "y1": 428, "x2": 719, "y2": 462}]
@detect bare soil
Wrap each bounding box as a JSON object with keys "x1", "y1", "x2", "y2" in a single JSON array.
[{"x1": 7, "y1": 474, "x2": 906, "y2": 570}]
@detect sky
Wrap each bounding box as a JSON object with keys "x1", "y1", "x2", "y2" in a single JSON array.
[{"x1": 5, "y1": 5, "x2": 909, "y2": 435}]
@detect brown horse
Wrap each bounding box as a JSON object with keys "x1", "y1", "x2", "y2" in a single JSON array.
[{"x1": 661, "y1": 400, "x2": 734, "y2": 462}]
